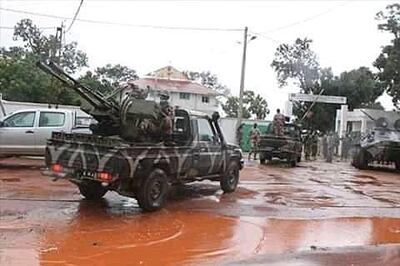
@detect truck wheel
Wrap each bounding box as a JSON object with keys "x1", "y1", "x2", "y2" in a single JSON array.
[
  {"x1": 395, "y1": 160, "x2": 400, "y2": 170},
  {"x1": 221, "y1": 161, "x2": 239, "y2": 193},
  {"x1": 297, "y1": 156, "x2": 301, "y2": 163},
  {"x1": 137, "y1": 169, "x2": 170, "y2": 212},
  {"x1": 289, "y1": 158, "x2": 297, "y2": 167},
  {"x1": 260, "y1": 158, "x2": 266, "y2": 164},
  {"x1": 353, "y1": 148, "x2": 369, "y2": 170},
  {"x1": 78, "y1": 181, "x2": 108, "y2": 200}
]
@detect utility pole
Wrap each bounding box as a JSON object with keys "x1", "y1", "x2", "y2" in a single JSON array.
[{"x1": 237, "y1": 26, "x2": 248, "y2": 135}]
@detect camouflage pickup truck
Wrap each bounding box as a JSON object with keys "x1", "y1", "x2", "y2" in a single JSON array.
[
  {"x1": 258, "y1": 123, "x2": 302, "y2": 167},
  {"x1": 42, "y1": 110, "x2": 243, "y2": 211}
]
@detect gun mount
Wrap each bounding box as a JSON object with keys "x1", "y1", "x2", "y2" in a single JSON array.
[
  {"x1": 37, "y1": 61, "x2": 165, "y2": 141},
  {"x1": 352, "y1": 109, "x2": 400, "y2": 170}
]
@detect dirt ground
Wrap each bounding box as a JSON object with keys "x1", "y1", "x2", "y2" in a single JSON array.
[{"x1": 0, "y1": 157, "x2": 399, "y2": 265}]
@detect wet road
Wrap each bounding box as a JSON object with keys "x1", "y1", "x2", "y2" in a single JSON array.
[{"x1": 0, "y1": 158, "x2": 400, "y2": 265}]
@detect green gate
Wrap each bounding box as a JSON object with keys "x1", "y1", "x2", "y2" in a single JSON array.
[{"x1": 239, "y1": 121, "x2": 270, "y2": 152}]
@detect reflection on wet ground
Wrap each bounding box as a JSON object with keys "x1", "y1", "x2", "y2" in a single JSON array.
[{"x1": 1, "y1": 158, "x2": 400, "y2": 265}]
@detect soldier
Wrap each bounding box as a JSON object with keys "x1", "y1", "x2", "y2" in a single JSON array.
[
  {"x1": 303, "y1": 131, "x2": 312, "y2": 161},
  {"x1": 248, "y1": 123, "x2": 261, "y2": 160},
  {"x1": 322, "y1": 134, "x2": 328, "y2": 159},
  {"x1": 273, "y1": 109, "x2": 285, "y2": 136},
  {"x1": 311, "y1": 131, "x2": 319, "y2": 160},
  {"x1": 326, "y1": 132, "x2": 335, "y2": 163},
  {"x1": 159, "y1": 93, "x2": 174, "y2": 142}
]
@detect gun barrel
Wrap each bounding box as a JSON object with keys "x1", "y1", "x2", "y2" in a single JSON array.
[{"x1": 37, "y1": 61, "x2": 120, "y2": 114}]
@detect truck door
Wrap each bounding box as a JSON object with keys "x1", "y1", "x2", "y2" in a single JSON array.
[
  {"x1": 0, "y1": 111, "x2": 37, "y2": 155},
  {"x1": 35, "y1": 111, "x2": 68, "y2": 154},
  {"x1": 194, "y1": 117, "x2": 223, "y2": 176}
]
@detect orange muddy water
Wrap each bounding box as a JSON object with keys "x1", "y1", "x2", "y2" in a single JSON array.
[{"x1": 1, "y1": 158, "x2": 400, "y2": 265}]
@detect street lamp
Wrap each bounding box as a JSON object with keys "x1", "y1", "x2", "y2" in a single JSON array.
[{"x1": 237, "y1": 27, "x2": 257, "y2": 138}]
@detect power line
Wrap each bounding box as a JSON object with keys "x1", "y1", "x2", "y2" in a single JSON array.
[
  {"x1": 259, "y1": 2, "x2": 349, "y2": 34},
  {"x1": 0, "y1": 7, "x2": 242, "y2": 32},
  {"x1": 249, "y1": 31, "x2": 280, "y2": 44},
  {"x1": 0, "y1": 25, "x2": 56, "y2": 30},
  {"x1": 66, "y1": 0, "x2": 84, "y2": 33}
]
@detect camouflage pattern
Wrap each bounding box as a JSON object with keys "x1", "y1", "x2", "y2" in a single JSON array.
[
  {"x1": 258, "y1": 123, "x2": 302, "y2": 166},
  {"x1": 352, "y1": 112, "x2": 400, "y2": 170},
  {"x1": 44, "y1": 110, "x2": 243, "y2": 198}
]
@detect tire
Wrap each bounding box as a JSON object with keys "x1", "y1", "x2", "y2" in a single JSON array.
[
  {"x1": 78, "y1": 181, "x2": 108, "y2": 200},
  {"x1": 137, "y1": 169, "x2": 170, "y2": 212},
  {"x1": 220, "y1": 161, "x2": 240, "y2": 193},
  {"x1": 260, "y1": 158, "x2": 266, "y2": 164},
  {"x1": 297, "y1": 156, "x2": 301, "y2": 163},
  {"x1": 290, "y1": 158, "x2": 297, "y2": 167},
  {"x1": 395, "y1": 160, "x2": 400, "y2": 170},
  {"x1": 353, "y1": 148, "x2": 369, "y2": 170}
]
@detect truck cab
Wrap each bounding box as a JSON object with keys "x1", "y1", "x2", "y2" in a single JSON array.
[{"x1": 0, "y1": 108, "x2": 91, "y2": 156}]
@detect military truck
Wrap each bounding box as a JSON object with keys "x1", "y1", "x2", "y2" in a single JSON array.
[
  {"x1": 258, "y1": 123, "x2": 302, "y2": 167},
  {"x1": 352, "y1": 110, "x2": 400, "y2": 170},
  {"x1": 38, "y1": 61, "x2": 243, "y2": 211}
]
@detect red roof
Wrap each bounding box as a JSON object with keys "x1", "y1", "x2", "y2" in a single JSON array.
[{"x1": 132, "y1": 77, "x2": 218, "y2": 96}]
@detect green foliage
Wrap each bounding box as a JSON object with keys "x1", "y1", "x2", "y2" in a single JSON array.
[
  {"x1": 294, "y1": 67, "x2": 384, "y2": 131},
  {"x1": 271, "y1": 38, "x2": 320, "y2": 93},
  {"x1": 80, "y1": 64, "x2": 138, "y2": 94},
  {"x1": 0, "y1": 19, "x2": 88, "y2": 105},
  {"x1": 272, "y1": 36, "x2": 384, "y2": 131},
  {"x1": 184, "y1": 71, "x2": 230, "y2": 97},
  {"x1": 374, "y1": 4, "x2": 400, "y2": 108},
  {"x1": 222, "y1": 91, "x2": 268, "y2": 119},
  {"x1": 0, "y1": 47, "x2": 79, "y2": 105},
  {"x1": 13, "y1": 19, "x2": 88, "y2": 74}
]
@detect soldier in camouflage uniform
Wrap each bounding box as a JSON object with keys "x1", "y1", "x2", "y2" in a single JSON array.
[
  {"x1": 311, "y1": 131, "x2": 319, "y2": 160},
  {"x1": 273, "y1": 109, "x2": 285, "y2": 136},
  {"x1": 248, "y1": 123, "x2": 261, "y2": 160},
  {"x1": 303, "y1": 131, "x2": 312, "y2": 161},
  {"x1": 160, "y1": 99, "x2": 174, "y2": 142}
]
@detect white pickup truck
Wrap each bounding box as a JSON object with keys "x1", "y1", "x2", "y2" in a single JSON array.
[{"x1": 0, "y1": 108, "x2": 92, "y2": 157}]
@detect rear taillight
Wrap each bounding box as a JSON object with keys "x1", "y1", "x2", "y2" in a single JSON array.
[
  {"x1": 51, "y1": 163, "x2": 62, "y2": 172},
  {"x1": 97, "y1": 172, "x2": 112, "y2": 182}
]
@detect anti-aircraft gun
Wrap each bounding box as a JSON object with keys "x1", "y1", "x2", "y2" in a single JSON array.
[
  {"x1": 352, "y1": 109, "x2": 400, "y2": 170},
  {"x1": 37, "y1": 61, "x2": 164, "y2": 142}
]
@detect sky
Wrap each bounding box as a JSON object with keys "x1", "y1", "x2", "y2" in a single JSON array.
[{"x1": 0, "y1": 0, "x2": 397, "y2": 118}]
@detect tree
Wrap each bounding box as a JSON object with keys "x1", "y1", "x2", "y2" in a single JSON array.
[
  {"x1": 271, "y1": 38, "x2": 384, "y2": 132},
  {"x1": 222, "y1": 96, "x2": 251, "y2": 118},
  {"x1": 80, "y1": 64, "x2": 139, "y2": 94},
  {"x1": 0, "y1": 19, "x2": 88, "y2": 105},
  {"x1": 374, "y1": 4, "x2": 400, "y2": 108},
  {"x1": 0, "y1": 47, "x2": 79, "y2": 105},
  {"x1": 184, "y1": 71, "x2": 231, "y2": 97},
  {"x1": 13, "y1": 19, "x2": 88, "y2": 73},
  {"x1": 271, "y1": 38, "x2": 320, "y2": 93},
  {"x1": 222, "y1": 90, "x2": 268, "y2": 119},
  {"x1": 300, "y1": 67, "x2": 384, "y2": 131}
]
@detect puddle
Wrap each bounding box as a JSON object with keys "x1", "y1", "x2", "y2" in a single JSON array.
[{"x1": 3, "y1": 199, "x2": 398, "y2": 266}]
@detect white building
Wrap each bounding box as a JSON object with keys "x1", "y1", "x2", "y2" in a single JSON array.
[
  {"x1": 335, "y1": 106, "x2": 400, "y2": 135},
  {"x1": 132, "y1": 66, "x2": 219, "y2": 115}
]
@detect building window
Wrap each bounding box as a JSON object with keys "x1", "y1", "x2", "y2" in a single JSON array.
[
  {"x1": 179, "y1": 93, "x2": 190, "y2": 100},
  {"x1": 201, "y1": 96, "x2": 210, "y2": 103}
]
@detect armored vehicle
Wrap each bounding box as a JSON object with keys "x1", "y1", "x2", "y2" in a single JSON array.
[
  {"x1": 352, "y1": 110, "x2": 400, "y2": 170},
  {"x1": 38, "y1": 61, "x2": 243, "y2": 211},
  {"x1": 258, "y1": 123, "x2": 302, "y2": 167}
]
